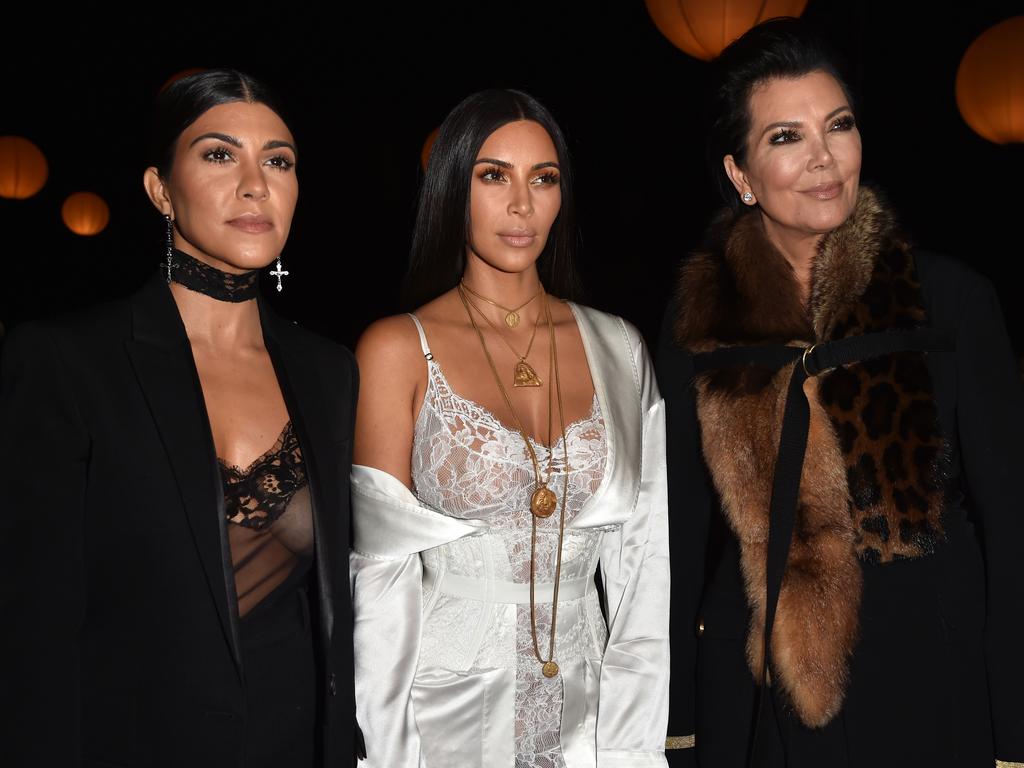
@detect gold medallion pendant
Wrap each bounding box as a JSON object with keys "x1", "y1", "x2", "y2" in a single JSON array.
[
  {"x1": 459, "y1": 284, "x2": 570, "y2": 688},
  {"x1": 531, "y1": 485, "x2": 557, "y2": 518},
  {"x1": 514, "y1": 359, "x2": 542, "y2": 387}
]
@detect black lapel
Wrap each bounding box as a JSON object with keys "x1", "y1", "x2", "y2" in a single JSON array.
[
  {"x1": 259, "y1": 300, "x2": 337, "y2": 650},
  {"x1": 124, "y1": 274, "x2": 244, "y2": 679}
]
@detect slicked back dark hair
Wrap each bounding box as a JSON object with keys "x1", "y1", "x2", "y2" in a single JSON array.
[
  {"x1": 706, "y1": 17, "x2": 855, "y2": 209},
  {"x1": 149, "y1": 69, "x2": 291, "y2": 178},
  {"x1": 404, "y1": 89, "x2": 580, "y2": 308}
]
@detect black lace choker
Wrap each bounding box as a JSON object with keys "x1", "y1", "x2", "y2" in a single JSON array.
[{"x1": 165, "y1": 248, "x2": 259, "y2": 302}]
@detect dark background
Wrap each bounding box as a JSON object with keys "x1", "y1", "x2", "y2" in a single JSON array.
[
  {"x1": 1, "y1": 3, "x2": 1021, "y2": 761},
  {"x1": 2, "y1": 1, "x2": 1022, "y2": 352}
]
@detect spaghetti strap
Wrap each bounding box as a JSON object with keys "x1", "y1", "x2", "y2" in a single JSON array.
[{"x1": 406, "y1": 313, "x2": 434, "y2": 361}]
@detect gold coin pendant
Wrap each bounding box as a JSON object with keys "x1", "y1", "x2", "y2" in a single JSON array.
[
  {"x1": 531, "y1": 486, "x2": 557, "y2": 518},
  {"x1": 542, "y1": 661, "x2": 559, "y2": 678},
  {"x1": 504, "y1": 311, "x2": 520, "y2": 328}
]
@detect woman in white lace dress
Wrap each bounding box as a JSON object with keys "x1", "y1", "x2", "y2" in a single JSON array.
[{"x1": 350, "y1": 89, "x2": 669, "y2": 768}]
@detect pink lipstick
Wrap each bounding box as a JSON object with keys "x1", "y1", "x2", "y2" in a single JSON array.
[
  {"x1": 805, "y1": 182, "x2": 842, "y2": 201},
  {"x1": 499, "y1": 231, "x2": 536, "y2": 248}
]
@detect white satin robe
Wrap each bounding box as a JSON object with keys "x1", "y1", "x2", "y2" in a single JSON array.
[{"x1": 350, "y1": 305, "x2": 670, "y2": 767}]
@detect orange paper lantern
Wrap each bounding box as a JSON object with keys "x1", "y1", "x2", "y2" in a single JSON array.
[
  {"x1": 421, "y1": 127, "x2": 440, "y2": 172},
  {"x1": 62, "y1": 192, "x2": 110, "y2": 236},
  {"x1": 645, "y1": 0, "x2": 809, "y2": 61},
  {"x1": 956, "y1": 16, "x2": 1024, "y2": 145},
  {"x1": 0, "y1": 136, "x2": 48, "y2": 199}
]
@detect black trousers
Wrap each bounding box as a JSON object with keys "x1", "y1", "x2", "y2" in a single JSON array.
[{"x1": 240, "y1": 584, "x2": 317, "y2": 768}]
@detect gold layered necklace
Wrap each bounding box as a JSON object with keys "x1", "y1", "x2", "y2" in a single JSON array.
[
  {"x1": 460, "y1": 279, "x2": 542, "y2": 328},
  {"x1": 458, "y1": 283, "x2": 569, "y2": 678},
  {"x1": 461, "y1": 281, "x2": 543, "y2": 387}
]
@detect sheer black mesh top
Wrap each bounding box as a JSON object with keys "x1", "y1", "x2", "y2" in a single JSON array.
[{"x1": 219, "y1": 421, "x2": 314, "y2": 618}]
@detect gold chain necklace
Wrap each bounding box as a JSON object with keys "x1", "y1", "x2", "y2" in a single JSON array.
[
  {"x1": 460, "y1": 279, "x2": 542, "y2": 328},
  {"x1": 461, "y1": 288, "x2": 543, "y2": 387},
  {"x1": 457, "y1": 284, "x2": 569, "y2": 678}
]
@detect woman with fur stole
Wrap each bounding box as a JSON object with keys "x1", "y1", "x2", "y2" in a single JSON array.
[{"x1": 658, "y1": 18, "x2": 1024, "y2": 768}]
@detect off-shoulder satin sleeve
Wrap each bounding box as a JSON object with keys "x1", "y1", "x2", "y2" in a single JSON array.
[
  {"x1": 595, "y1": 344, "x2": 671, "y2": 768},
  {"x1": 349, "y1": 465, "x2": 480, "y2": 767}
]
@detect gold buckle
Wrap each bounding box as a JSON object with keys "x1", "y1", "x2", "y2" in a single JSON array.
[{"x1": 801, "y1": 343, "x2": 819, "y2": 377}]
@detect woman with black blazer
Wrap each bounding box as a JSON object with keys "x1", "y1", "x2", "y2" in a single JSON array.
[{"x1": 0, "y1": 70, "x2": 358, "y2": 768}]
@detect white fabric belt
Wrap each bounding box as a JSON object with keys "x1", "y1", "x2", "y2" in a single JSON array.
[{"x1": 422, "y1": 567, "x2": 594, "y2": 604}]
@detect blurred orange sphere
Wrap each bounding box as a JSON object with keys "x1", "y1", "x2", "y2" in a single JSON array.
[
  {"x1": 62, "y1": 192, "x2": 110, "y2": 236},
  {"x1": 956, "y1": 16, "x2": 1024, "y2": 144},
  {"x1": 0, "y1": 136, "x2": 48, "y2": 199},
  {"x1": 645, "y1": 0, "x2": 809, "y2": 61}
]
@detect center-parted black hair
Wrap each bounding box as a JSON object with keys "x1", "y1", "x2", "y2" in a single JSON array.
[
  {"x1": 404, "y1": 89, "x2": 580, "y2": 309},
  {"x1": 706, "y1": 17, "x2": 855, "y2": 209},
  {"x1": 149, "y1": 69, "x2": 292, "y2": 178}
]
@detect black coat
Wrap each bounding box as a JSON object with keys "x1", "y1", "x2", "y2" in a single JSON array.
[
  {"x1": 0, "y1": 274, "x2": 358, "y2": 768},
  {"x1": 659, "y1": 229, "x2": 1024, "y2": 765}
]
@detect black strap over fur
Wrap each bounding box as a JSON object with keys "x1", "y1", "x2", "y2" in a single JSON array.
[{"x1": 692, "y1": 327, "x2": 953, "y2": 766}]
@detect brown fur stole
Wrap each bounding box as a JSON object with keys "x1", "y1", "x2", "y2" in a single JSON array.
[{"x1": 674, "y1": 187, "x2": 947, "y2": 727}]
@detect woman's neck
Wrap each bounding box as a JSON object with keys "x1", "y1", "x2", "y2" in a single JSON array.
[
  {"x1": 760, "y1": 214, "x2": 821, "y2": 306},
  {"x1": 170, "y1": 283, "x2": 264, "y2": 350},
  {"x1": 460, "y1": 256, "x2": 544, "y2": 310},
  {"x1": 460, "y1": 264, "x2": 548, "y2": 331}
]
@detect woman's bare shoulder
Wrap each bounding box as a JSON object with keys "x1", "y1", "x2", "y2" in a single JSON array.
[{"x1": 354, "y1": 313, "x2": 427, "y2": 380}]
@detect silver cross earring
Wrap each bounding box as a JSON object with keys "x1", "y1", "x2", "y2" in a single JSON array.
[{"x1": 270, "y1": 256, "x2": 289, "y2": 292}]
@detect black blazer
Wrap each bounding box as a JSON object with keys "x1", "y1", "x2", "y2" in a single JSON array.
[{"x1": 0, "y1": 273, "x2": 358, "y2": 768}]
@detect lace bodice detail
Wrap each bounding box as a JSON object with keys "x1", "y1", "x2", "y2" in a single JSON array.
[
  {"x1": 412, "y1": 360, "x2": 607, "y2": 581},
  {"x1": 408, "y1": 315, "x2": 608, "y2": 768},
  {"x1": 219, "y1": 421, "x2": 314, "y2": 618}
]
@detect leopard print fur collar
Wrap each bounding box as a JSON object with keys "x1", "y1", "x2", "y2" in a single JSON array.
[{"x1": 673, "y1": 186, "x2": 948, "y2": 727}]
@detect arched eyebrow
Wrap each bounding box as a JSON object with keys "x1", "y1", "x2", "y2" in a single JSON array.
[
  {"x1": 758, "y1": 105, "x2": 852, "y2": 139},
  {"x1": 265, "y1": 139, "x2": 297, "y2": 155},
  {"x1": 189, "y1": 132, "x2": 297, "y2": 155},
  {"x1": 190, "y1": 132, "x2": 242, "y2": 148},
  {"x1": 474, "y1": 158, "x2": 560, "y2": 171}
]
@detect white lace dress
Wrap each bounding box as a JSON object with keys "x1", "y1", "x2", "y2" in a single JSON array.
[
  {"x1": 351, "y1": 303, "x2": 670, "y2": 768},
  {"x1": 410, "y1": 314, "x2": 608, "y2": 768}
]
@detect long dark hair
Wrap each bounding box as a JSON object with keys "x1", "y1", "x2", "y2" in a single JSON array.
[
  {"x1": 404, "y1": 89, "x2": 580, "y2": 308},
  {"x1": 149, "y1": 69, "x2": 291, "y2": 178},
  {"x1": 706, "y1": 17, "x2": 854, "y2": 209}
]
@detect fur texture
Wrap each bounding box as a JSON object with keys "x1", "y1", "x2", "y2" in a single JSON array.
[{"x1": 674, "y1": 187, "x2": 947, "y2": 727}]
